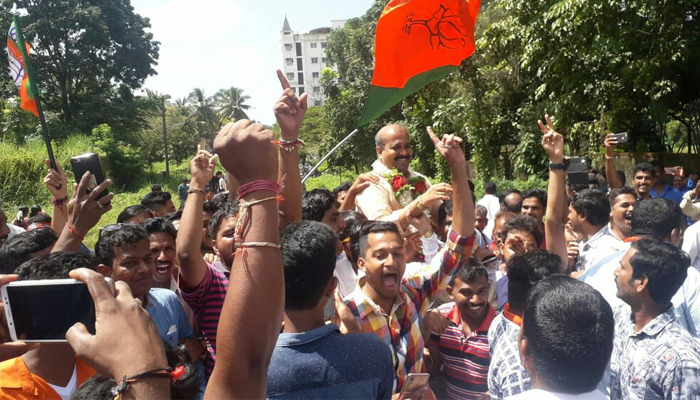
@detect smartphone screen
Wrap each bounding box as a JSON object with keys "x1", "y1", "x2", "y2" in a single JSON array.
[
  {"x1": 401, "y1": 373, "x2": 430, "y2": 395},
  {"x1": 3, "y1": 281, "x2": 95, "y2": 342}
]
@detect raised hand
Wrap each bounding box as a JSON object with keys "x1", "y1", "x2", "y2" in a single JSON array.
[
  {"x1": 274, "y1": 70, "x2": 308, "y2": 140},
  {"x1": 427, "y1": 127, "x2": 465, "y2": 168},
  {"x1": 604, "y1": 135, "x2": 618, "y2": 158},
  {"x1": 190, "y1": 145, "x2": 217, "y2": 190},
  {"x1": 43, "y1": 159, "x2": 67, "y2": 200},
  {"x1": 349, "y1": 173, "x2": 379, "y2": 195},
  {"x1": 538, "y1": 114, "x2": 564, "y2": 163},
  {"x1": 68, "y1": 171, "x2": 113, "y2": 236},
  {"x1": 333, "y1": 290, "x2": 362, "y2": 334},
  {"x1": 214, "y1": 120, "x2": 278, "y2": 186},
  {"x1": 421, "y1": 183, "x2": 452, "y2": 208}
]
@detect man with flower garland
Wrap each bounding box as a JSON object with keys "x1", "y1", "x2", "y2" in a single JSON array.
[{"x1": 355, "y1": 124, "x2": 453, "y2": 236}]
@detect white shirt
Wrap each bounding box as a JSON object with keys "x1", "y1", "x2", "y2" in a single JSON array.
[
  {"x1": 334, "y1": 252, "x2": 358, "y2": 298},
  {"x1": 7, "y1": 223, "x2": 25, "y2": 237},
  {"x1": 507, "y1": 389, "x2": 606, "y2": 400},
  {"x1": 477, "y1": 193, "x2": 501, "y2": 238},
  {"x1": 575, "y1": 225, "x2": 627, "y2": 272},
  {"x1": 683, "y1": 220, "x2": 700, "y2": 271},
  {"x1": 47, "y1": 365, "x2": 77, "y2": 400}
]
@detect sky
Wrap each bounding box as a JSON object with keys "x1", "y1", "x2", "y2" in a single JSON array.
[{"x1": 130, "y1": 0, "x2": 375, "y2": 125}]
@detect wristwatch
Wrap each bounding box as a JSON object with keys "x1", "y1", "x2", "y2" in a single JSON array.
[{"x1": 549, "y1": 160, "x2": 570, "y2": 170}]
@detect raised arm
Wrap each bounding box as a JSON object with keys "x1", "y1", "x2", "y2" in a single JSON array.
[
  {"x1": 539, "y1": 115, "x2": 568, "y2": 272},
  {"x1": 42, "y1": 159, "x2": 69, "y2": 234},
  {"x1": 339, "y1": 173, "x2": 379, "y2": 211},
  {"x1": 604, "y1": 136, "x2": 623, "y2": 189},
  {"x1": 177, "y1": 147, "x2": 217, "y2": 290},
  {"x1": 206, "y1": 120, "x2": 283, "y2": 399},
  {"x1": 274, "y1": 70, "x2": 305, "y2": 227}
]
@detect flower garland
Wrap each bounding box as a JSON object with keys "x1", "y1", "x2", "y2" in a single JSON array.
[{"x1": 385, "y1": 168, "x2": 428, "y2": 207}]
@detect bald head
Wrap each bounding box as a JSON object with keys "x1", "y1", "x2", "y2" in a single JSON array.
[{"x1": 375, "y1": 124, "x2": 413, "y2": 173}]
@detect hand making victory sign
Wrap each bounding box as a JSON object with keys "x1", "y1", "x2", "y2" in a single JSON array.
[{"x1": 274, "y1": 69, "x2": 308, "y2": 140}]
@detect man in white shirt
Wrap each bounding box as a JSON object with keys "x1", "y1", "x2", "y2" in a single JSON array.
[
  {"x1": 477, "y1": 181, "x2": 500, "y2": 238},
  {"x1": 683, "y1": 220, "x2": 700, "y2": 271},
  {"x1": 509, "y1": 276, "x2": 612, "y2": 400}
]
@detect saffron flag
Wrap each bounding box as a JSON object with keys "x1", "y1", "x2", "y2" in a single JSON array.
[
  {"x1": 358, "y1": 0, "x2": 481, "y2": 127},
  {"x1": 7, "y1": 20, "x2": 38, "y2": 117}
]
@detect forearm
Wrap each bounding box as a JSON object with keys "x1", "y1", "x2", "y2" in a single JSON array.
[
  {"x1": 52, "y1": 225, "x2": 85, "y2": 253},
  {"x1": 278, "y1": 147, "x2": 302, "y2": 226},
  {"x1": 206, "y1": 193, "x2": 282, "y2": 399},
  {"x1": 51, "y1": 204, "x2": 68, "y2": 235},
  {"x1": 177, "y1": 188, "x2": 207, "y2": 288},
  {"x1": 450, "y1": 164, "x2": 474, "y2": 237},
  {"x1": 545, "y1": 168, "x2": 568, "y2": 272},
  {"x1": 605, "y1": 157, "x2": 622, "y2": 189},
  {"x1": 339, "y1": 187, "x2": 361, "y2": 212},
  {"x1": 120, "y1": 379, "x2": 170, "y2": 400}
]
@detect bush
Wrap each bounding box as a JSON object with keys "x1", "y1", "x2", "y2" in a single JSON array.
[{"x1": 92, "y1": 124, "x2": 145, "y2": 190}]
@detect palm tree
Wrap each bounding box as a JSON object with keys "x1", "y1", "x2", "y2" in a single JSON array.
[
  {"x1": 188, "y1": 88, "x2": 219, "y2": 141},
  {"x1": 215, "y1": 87, "x2": 251, "y2": 122}
]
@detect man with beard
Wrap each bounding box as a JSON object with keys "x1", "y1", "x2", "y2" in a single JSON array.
[
  {"x1": 604, "y1": 136, "x2": 656, "y2": 201},
  {"x1": 355, "y1": 124, "x2": 452, "y2": 235},
  {"x1": 607, "y1": 187, "x2": 636, "y2": 242}
]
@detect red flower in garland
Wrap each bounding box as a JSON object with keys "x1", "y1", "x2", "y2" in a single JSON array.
[
  {"x1": 391, "y1": 175, "x2": 408, "y2": 192},
  {"x1": 413, "y1": 181, "x2": 428, "y2": 194}
]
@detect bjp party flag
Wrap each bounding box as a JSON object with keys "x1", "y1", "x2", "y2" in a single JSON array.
[
  {"x1": 7, "y1": 18, "x2": 39, "y2": 117},
  {"x1": 358, "y1": 0, "x2": 481, "y2": 127}
]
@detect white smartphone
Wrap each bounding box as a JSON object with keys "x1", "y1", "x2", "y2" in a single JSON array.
[
  {"x1": 401, "y1": 373, "x2": 430, "y2": 395},
  {"x1": 1, "y1": 279, "x2": 96, "y2": 343}
]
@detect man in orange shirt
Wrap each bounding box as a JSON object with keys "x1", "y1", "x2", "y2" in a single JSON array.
[{"x1": 0, "y1": 252, "x2": 97, "y2": 400}]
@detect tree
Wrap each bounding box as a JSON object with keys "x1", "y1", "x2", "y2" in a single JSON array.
[
  {"x1": 215, "y1": 87, "x2": 251, "y2": 122},
  {"x1": 188, "y1": 88, "x2": 219, "y2": 142}
]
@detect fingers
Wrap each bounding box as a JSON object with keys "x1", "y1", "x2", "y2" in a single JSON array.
[
  {"x1": 545, "y1": 114, "x2": 555, "y2": 131},
  {"x1": 0, "y1": 274, "x2": 18, "y2": 288},
  {"x1": 0, "y1": 342, "x2": 40, "y2": 362},
  {"x1": 277, "y1": 69, "x2": 291, "y2": 90},
  {"x1": 114, "y1": 281, "x2": 135, "y2": 303},
  {"x1": 87, "y1": 179, "x2": 112, "y2": 203},
  {"x1": 537, "y1": 119, "x2": 548, "y2": 135},
  {"x1": 75, "y1": 171, "x2": 94, "y2": 199},
  {"x1": 69, "y1": 269, "x2": 114, "y2": 313},
  {"x1": 299, "y1": 92, "x2": 308, "y2": 111},
  {"x1": 65, "y1": 322, "x2": 93, "y2": 357},
  {"x1": 426, "y1": 126, "x2": 440, "y2": 146}
]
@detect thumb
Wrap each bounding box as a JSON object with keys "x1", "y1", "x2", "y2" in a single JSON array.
[
  {"x1": 299, "y1": 93, "x2": 308, "y2": 111},
  {"x1": 0, "y1": 341, "x2": 39, "y2": 362},
  {"x1": 66, "y1": 322, "x2": 93, "y2": 357},
  {"x1": 426, "y1": 126, "x2": 440, "y2": 146}
]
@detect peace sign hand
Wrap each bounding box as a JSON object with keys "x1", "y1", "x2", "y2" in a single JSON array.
[
  {"x1": 427, "y1": 126, "x2": 466, "y2": 169},
  {"x1": 274, "y1": 69, "x2": 308, "y2": 140},
  {"x1": 538, "y1": 114, "x2": 564, "y2": 163}
]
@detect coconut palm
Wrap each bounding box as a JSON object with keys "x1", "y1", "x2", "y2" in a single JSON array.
[
  {"x1": 188, "y1": 88, "x2": 219, "y2": 140},
  {"x1": 215, "y1": 87, "x2": 251, "y2": 122}
]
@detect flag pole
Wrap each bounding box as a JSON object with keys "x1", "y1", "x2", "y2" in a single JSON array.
[
  {"x1": 13, "y1": 14, "x2": 56, "y2": 171},
  {"x1": 302, "y1": 128, "x2": 359, "y2": 184}
]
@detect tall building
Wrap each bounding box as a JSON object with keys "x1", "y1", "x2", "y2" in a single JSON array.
[{"x1": 279, "y1": 16, "x2": 346, "y2": 107}]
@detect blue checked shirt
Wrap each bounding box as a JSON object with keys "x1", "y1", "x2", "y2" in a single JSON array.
[{"x1": 487, "y1": 313, "x2": 530, "y2": 399}]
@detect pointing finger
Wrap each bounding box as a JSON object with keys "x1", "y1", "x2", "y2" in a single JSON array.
[
  {"x1": 426, "y1": 126, "x2": 440, "y2": 146},
  {"x1": 277, "y1": 69, "x2": 291, "y2": 90}
]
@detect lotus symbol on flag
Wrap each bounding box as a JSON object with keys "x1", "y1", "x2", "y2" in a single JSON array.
[{"x1": 403, "y1": 4, "x2": 469, "y2": 50}]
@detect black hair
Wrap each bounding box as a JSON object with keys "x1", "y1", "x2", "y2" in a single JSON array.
[
  {"x1": 506, "y1": 250, "x2": 560, "y2": 309},
  {"x1": 117, "y1": 205, "x2": 154, "y2": 224},
  {"x1": 70, "y1": 344, "x2": 201, "y2": 400},
  {"x1": 281, "y1": 221, "x2": 337, "y2": 310},
  {"x1": 141, "y1": 191, "x2": 173, "y2": 211},
  {"x1": 141, "y1": 217, "x2": 177, "y2": 242},
  {"x1": 484, "y1": 181, "x2": 497, "y2": 195},
  {"x1": 438, "y1": 199, "x2": 454, "y2": 228},
  {"x1": 608, "y1": 187, "x2": 636, "y2": 206},
  {"x1": 340, "y1": 211, "x2": 368, "y2": 264},
  {"x1": 203, "y1": 200, "x2": 219, "y2": 215},
  {"x1": 209, "y1": 201, "x2": 239, "y2": 240},
  {"x1": 151, "y1": 184, "x2": 162, "y2": 192},
  {"x1": 211, "y1": 193, "x2": 231, "y2": 210},
  {"x1": 523, "y1": 189, "x2": 547, "y2": 209},
  {"x1": 302, "y1": 189, "x2": 336, "y2": 222},
  {"x1": 333, "y1": 181, "x2": 353, "y2": 198},
  {"x1": 629, "y1": 239, "x2": 690, "y2": 304},
  {"x1": 616, "y1": 170, "x2": 627, "y2": 186},
  {"x1": 454, "y1": 258, "x2": 489, "y2": 284},
  {"x1": 499, "y1": 189, "x2": 523, "y2": 213},
  {"x1": 94, "y1": 224, "x2": 149, "y2": 267},
  {"x1": 164, "y1": 211, "x2": 182, "y2": 223},
  {"x1": 570, "y1": 189, "x2": 610, "y2": 227},
  {"x1": 358, "y1": 221, "x2": 402, "y2": 258},
  {"x1": 522, "y1": 275, "x2": 614, "y2": 393},
  {"x1": 28, "y1": 214, "x2": 52, "y2": 225},
  {"x1": 0, "y1": 228, "x2": 58, "y2": 274},
  {"x1": 631, "y1": 198, "x2": 684, "y2": 240},
  {"x1": 340, "y1": 211, "x2": 367, "y2": 241},
  {"x1": 500, "y1": 214, "x2": 544, "y2": 247},
  {"x1": 16, "y1": 251, "x2": 97, "y2": 280},
  {"x1": 29, "y1": 205, "x2": 41, "y2": 218},
  {"x1": 633, "y1": 163, "x2": 656, "y2": 176}
]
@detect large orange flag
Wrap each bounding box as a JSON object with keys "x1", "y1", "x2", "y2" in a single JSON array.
[{"x1": 358, "y1": 0, "x2": 480, "y2": 127}]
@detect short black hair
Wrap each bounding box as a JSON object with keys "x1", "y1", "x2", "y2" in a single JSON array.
[
  {"x1": 164, "y1": 211, "x2": 182, "y2": 223},
  {"x1": 302, "y1": 189, "x2": 336, "y2": 222},
  {"x1": 570, "y1": 189, "x2": 610, "y2": 227},
  {"x1": 141, "y1": 191, "x2": 173, "y2": 211},
  {"x1": 117, "y1": 205, "x2": 154, "y2": 224},
  {"x1": 341, "y1": 212, "x2": 368, "y2": 264},
  {"x1": 523, "y1": 189, "x2": 547, "y2": 209},
  {"x1": 209, "y1": 201, "x2": 239, "y2": 240},
  {"x1": 631, "y1": 198, "x2": 684, "y2": 240},
  {"x1": 27, "y1": 214, "x2": 51, "y2": 225},
  {"x1": 633, "y1": 163, "x2": 656, "y2": 176},
  {"x1": 484, "y1": 181, "x2": 497, "y2": 195},
  {"x1": 340, "y1": 211, "x2": 367, "y2": 242},
  {"x1": 609, "y1": 187, "x2": 636, "y2": 206},
  {"x1": 95, "y1": 224, "x2": 149, "y2": 267},
  {"x1": 211, "y1": 193, "x2": 230, "y2": 210},
  {"x1": 16, "y1": 251, "x2": 97, "y2": 280},
  {"x1": 629, "y1": 239, "x2": 690, "y2": 304},
  {"x1": 151, "y1": 184, "x2": 162, "y2": 192},
  {"x1": 141, "y1": 217, "x2": 177, "y2": 242},
  {"x1": 522, "y1": 275, "x2": 614, "y2": 393},
  {"x1": 203, "y1": 200, "x2": 219, "y2": 215},
  {"x1": 499, "y1": 189, "x2": 523, "y2": 213},
  {"x1": 358, "y1": 221, "x2": 401, "y2": 258},
  {"x1": 438, "y1": 199, "x2": 455, "y2": 228},
  {"x1": 333, "y1": 181, "x2": 353, "y2": 198},
  {"x1": 281, "y1": 221, "x2": 337, "y2": 310},
  {"x1": 506, "y1": 250, "x2": 560, "y2": 309},
  {"x1": 0, "y1": 228, "x2": 58, "y2": 274},
  {"x1": 454, "y1": 258, "x2": 489, "y2": 284},
  {"x1": 500, "y1": 215, "x2": 544, "y2": 247}
]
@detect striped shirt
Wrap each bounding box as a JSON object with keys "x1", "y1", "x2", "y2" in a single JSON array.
[
  {"x1": 179, "y1": 263, "x2": 229, "y2": 377},
  {"x1": 345, "y1": 229, "x2": 475, "y2": 392},
  {"x1": 429, "y1": 302, "x2": 495, "y2": 399}
]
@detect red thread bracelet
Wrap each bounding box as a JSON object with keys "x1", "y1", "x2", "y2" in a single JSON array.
[
  {"x1": 237, "y1": 180, "x2": 280, "y2": 199},
  {"x1": 66, "y1": 223, "x2": 84, "y2": 239}
]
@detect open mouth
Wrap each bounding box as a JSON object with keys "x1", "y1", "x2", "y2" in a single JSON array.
[
  {"x1": 155, "y1": 262, "x2": 171, "y2": 275},
  {"x1": 382, "y1": 271, "x2": 399, "y2": 291},
  {"x1": 624, "y1": 213, "x2": 632, "y2": 221},
  {"x1": 467, "y1": 303, "x2": 485, "y2": 311}
]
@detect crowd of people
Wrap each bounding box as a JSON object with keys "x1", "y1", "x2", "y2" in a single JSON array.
[{"x1": 0, "y1": 71, "x2": 698, "y2": 400}]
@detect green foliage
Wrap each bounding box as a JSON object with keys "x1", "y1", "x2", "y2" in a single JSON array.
[{"x1": 92, "y1": 124, "x2": 145, "y2": 189}]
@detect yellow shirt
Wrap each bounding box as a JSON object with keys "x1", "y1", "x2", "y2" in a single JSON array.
[{"x1": 0, "y1": 356, "x2": 96, "y2": 399}]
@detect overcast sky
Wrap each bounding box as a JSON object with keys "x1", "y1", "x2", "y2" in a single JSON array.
[{"x1": 130, "y1": 0, "x2": 375, "y2": 124}]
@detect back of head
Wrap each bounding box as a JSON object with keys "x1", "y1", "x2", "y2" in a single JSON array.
[
  {"x1": 630, "y1": 238, "x2": 689, "y2": 304},
  {"x1": 484, "y1": 181, "x2": 497, "y2": 195},
  {"x1": 141, "y1": 217, "x2": 177, "y2": 241},
  {"x1": 211, "y1": 193, "x2": 230, "y2": 210},
  {"x1": 630, "y1": 198, "x2": 683, "y2": 240},
  {"x1": 341, "y1": 212, "x2": 368, "y2": 264},
  {"x1": 500, "y1": 214, "x2": 544, "y2": 247},
  {"x1": 95, "y1": 224, "x2": 149, "y2": 266},
  {"x1": 151, "y1": 184, "x2": 162, "y2": 192},
  {"x1": 29, "y1": 205, "x2": 41, "y2": 217},
  {"x1": 570, "y1": 189, "x2": 610, "y2": 227},
  {"x1": 209, "y1": 201, "x2": 240, "y2": 240},
  {"x1": 164, "y1": 211, "x2": 183, "y2": 223},
  {"x1": 340, "y1": 211, "x2": 367, "y2": 240},
  {"x1": 16, "y1": 251, "x2": 97, "y2": 280},
  {"x1": 117, "y1": 205, "x2": 154, "y2": 224},
  {"x1": 0, "y1": 228, "x2": 58, "y2": 274},
  {"x1": 506, "y1": 250, "x2": 560, "y2": 309},
  {"x1": 302, "y1": 189, "x2": 336, "y2": 222},
  {"x1": 141, "y1": 191, "x2": 172, "y2": 210},
  {"x1": 358, "y1": 221, "x2": 401, "y2": 258},
  {"x1": 281, "y1": 221, "x2": 337, "y2": 310},
  {"x1": 522, "y1": 275, "x2": 614, "y2": 393}
]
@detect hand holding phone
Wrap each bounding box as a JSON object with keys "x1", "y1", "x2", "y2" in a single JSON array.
[
  {"x1": 0, "y1": 274, "x2": 40, "y2": 361},
  {"x1": 70, "y1": 153, "x2": 109, "y2": 200},
  {"x1": 66, "y1": 168, "x2": 114, "y2": 238},
  {"x1": 400, "y1": 373, "x2": 431, "y2": 399},
  {"x1": 607, "y1": 132, "x2": 628, "y2": 144}
]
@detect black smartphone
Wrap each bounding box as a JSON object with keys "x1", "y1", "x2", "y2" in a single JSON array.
[
  {"x1": 607, "y1": 132, "x2": 628, "y2": 144},
  {"x1": 567, "y1": 157, "x2": 589, "y2": 186},
  {"x1": 70, "y1": 152, "x2": 109, "y2": 199},
  {"x1": 2, "y1": 279, "x2": 96, "y2": 342}
]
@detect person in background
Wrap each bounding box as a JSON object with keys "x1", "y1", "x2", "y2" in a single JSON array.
[
  {"x1": 499, "y1": 189, "x2": 523, "y2": 213},
  {"x1": 338, "y1": 174, "x2": 380, "y2": 212},
  {"x1": 607, "y1": 187, "x2": 637, "y2": 242},
  {"x1": 680, "y1": 183, "x2": 700, "y2": 222},
  {"x1": 0, "y1": 208, "x2": 14, "y2": 249},
  {"x1": 0, "y1": 228, "x2": 57, "y2": 274},
  {"x1": 333, "y1": 181, "x2": 353, "y2": 205},
  {"x1": 141, "y1": 191, "x2": 177, "y2": 217},
  {"x1": 151, "y1": 184, "x2": 162, "y2": 192},
  {"x1": 475, "y1": 205, "x2": 490, "y2": 242},
  {"x1": 117, "y1": 204, "x2": 154, "y2": 224},
  {"x1": 209, "y1": 171, "x2": 223, "y2": 194},
  {"x1": 647, "y1": 161, "x2": 683, "y2": 204},
  {"x1": 178, "y1": 179, "x2": 190, "y2": 207},
  {"x1": 13, "y1": 205, "x2": 29, "y2": 228},
  {"x1": 26, "y1": 214, "x2": 52, "y2": 231},
  {"x1": 477, "y1": 181, "x2": 500, "y2": 238},
  {"x1": 520, "y1": 189, "x2": 546, "y2": 248}
]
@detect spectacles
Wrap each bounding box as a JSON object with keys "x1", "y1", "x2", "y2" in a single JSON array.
[{"x1": 98, "y1": 223, "x2": 138, "y2": 240}]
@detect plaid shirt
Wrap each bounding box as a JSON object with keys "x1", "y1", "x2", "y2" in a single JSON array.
[
  {"x1": 345, "y1": 229, "x2": 475, "y2": 392},
  {"x1": 610, "y1": 305, "x2": 700, "y2": 399},
  {"x1": 487, "y1": 311, "x2": 530, "y2": 399}
]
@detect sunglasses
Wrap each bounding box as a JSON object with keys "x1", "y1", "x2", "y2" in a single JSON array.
[{"x1": 98, "y1": 223, "x2": 139, "y2": 240}]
